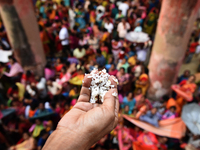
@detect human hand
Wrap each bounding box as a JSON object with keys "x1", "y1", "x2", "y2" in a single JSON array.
[{"x1": 43, "y1": 74, "x2": 119, "y2": 150}]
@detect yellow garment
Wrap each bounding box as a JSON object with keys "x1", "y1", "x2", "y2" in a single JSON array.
[
  {"x1": 69, "y1": 75, "x2": 84, "y2": 85},
  {"x1": 53, "y1": 0, "x2": 62, "y2": 4},
  {"x1": 10, "y1": 137, "x2": 35, "y2": 150},
  {"x1": 101, "y1": 32, "x2": 109, "y2": 42},
  {"x1": 69, "y1": 89, "x2": 76, "y2": 97},
  {"x1": 102, "y1": 51, "x2": 108, "y2": 60},
  {"x1": 102, "y1": 0, "x2": 108, "y2": 7},
  {"x1": 32, "y1": 125, "x2": 44, "y2": 138},
  {"x1": 16, "y1": 82, "x2": 25, "y2": 101},
  {"x1": 49, "y1": 10, "x2": 56, "y2": 20},
  {"x1": 135, "y1": 74, "x2": 149, "y2": 95},
  {"x1": 128, "y1": 56, "x2": 136, "y2": 66}
]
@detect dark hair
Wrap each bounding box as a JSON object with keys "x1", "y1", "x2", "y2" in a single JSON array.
[
  {"x1": 45, "y1": 22, "x2": 52, "y2": 28},
  {"x1": 39, "y1": 129, "x2": 48, "y2": 137},
  {"x1": 65, "y1": 61, "x2": 70, "y2": 67},
  {"x1": 12, "y1": 84, "x2": 18, "y2": 90},
  {"x1": 169, "y1": 106, "x2": 176, "y2": 111},
  {"x1": 120, "y1": 67, "x2": 125, "y2": 72},
  {"x1": 24, "y1": 92, "x2": 31, "y2": 99},
  {"x1": 8, "y1": 56, "x2": 16, "y2": 62},
  {"x1": 97, "y1": 49, "x2": 101, "y2": 55},
  {"x1": 126, "y1": 91, "x2": 132, "y2": 96},
  {"x1": 39, "y1": 25, "x2": 43, "y2": 32},
  {"x1": 61, "y1": 66, "x2": 67, "y2": 72},
  {"x1": 127, "y1": 66, "x2": 132, "y2": 74},
  {"x1": 162, "y1": 95, "x2": 169, "y2": 102},
  {"x1": 98, "y1": 9, "x2": 102, "y2": 13},
  {"x1": 195, "y1": 37, "x2": 199, "y2": 42}
]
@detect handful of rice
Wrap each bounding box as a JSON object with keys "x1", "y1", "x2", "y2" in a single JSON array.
[{"x1": 87, "y1": 68, "x2": 118, "y2": 103}]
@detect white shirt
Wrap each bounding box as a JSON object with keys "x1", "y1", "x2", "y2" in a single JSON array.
[
  {"x1": 59, "y1": 27, "x2": 69, "y2": 45},
  {"x1": 117, "y1": 22, "x2": 130, "y2": 38},
  {"x1": 104, "y1": 22, "x2": 114, "y2": 33},
  {"x1": 195, "y1": 45, "x2": 200, "y2": 54},
  {"x1": 118, "y1": 3, "x2": 129, "y2": 16},
  {"x1": 136, "y1": 48, "x2": 147, "y2": 62},
  {"x1": 36, "y1": 77, "x2": 47, "y2": 98},
  {"x1": 47, "y1": 81, "x2": 62, "y2": 95},
  {"x1": 96, "y1": 5, "x2": 105, "y2": 14}
]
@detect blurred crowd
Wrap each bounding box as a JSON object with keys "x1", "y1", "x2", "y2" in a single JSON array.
[{"x1": 0, "y1": 0, "x2": 200, "y2": 150}]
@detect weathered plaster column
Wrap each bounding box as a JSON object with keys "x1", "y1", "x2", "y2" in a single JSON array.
[
  {"x1": 148, "y1": 0, "x2": 200, "y2": 100},
  {"x1": 0, "y1": 0, "x2": 46, "y2": 76}
]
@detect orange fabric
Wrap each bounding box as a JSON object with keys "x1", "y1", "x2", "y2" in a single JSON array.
[
  {"x1": 38, "y1": 21, "x2": 45, "y2": 27},
  {"x1": 123, "y1": 115, "x2": 186, "y2": 139},
  {"x1": 135, "y1": 105, "x2": 147, "y2": 119},
  {"x1": 29, "y1": 110, "x2": 36, "y2": 118},
  {"x1": 139, "y1": 74, "x2": 148, "y2": 81},
  {"x1": 133, "y1": 141, "x2": 158, "y2": 150},
  {"x1": 166, "y1": 98, "x2": 181, "y2": 114},
  {"x1": 49, "y1": 10, "x2": 56, "y2": 20},
  {"x1": 171, "y1": 83, "x2": 196, "y2": 102}
]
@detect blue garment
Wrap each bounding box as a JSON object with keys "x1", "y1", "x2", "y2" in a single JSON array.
[
  {"x1": 140, "y1": 111, "x2": 160, "y2": 127},
  {"x1": 34, "y1": 108, "x2": 53, "y2": 117},
  {"x1": 122, "y1": 97, "x2": 136, "y2": 115},
  {"x1": 37, "y1": 137, "x2": 47, "y2": 147},
  {"x1": 39, "y1": 6, "x2": 46, "y2": 18},
  {"x1": 105, "y1": 64, "x2": 111, "y2": 70},
  {"x1": 125, "y1": 51, "x2": 135, "y2": 60},
  {"x1": 64, "y1": 0, "x2": 70, "y2": 6},
  {"x1": 96, "y1": 55, "x2": 106, "y2": 67},
  {"x1": 89, "y1": 66, "x2": 95, "y2": 72}
]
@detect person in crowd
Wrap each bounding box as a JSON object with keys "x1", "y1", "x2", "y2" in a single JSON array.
[
  {"x1": 115, "y1": 10, "x2": 124, "y2": 20},
  {"x1": 37, "y1": 129, "x2": 50, "y2": 150},
  {"x1": 117, "y1": 18, "x2": 130, "y2": 39},
  {"x1": 116, "y1": 67, "x2": 129, "y2": 92},
  {"x1": 3, "y1": 56, "x2": 23, "y2": 82},
  {"x1": 88, "y1": 34, "x2": 99, "y2": 50},
  {"x1": 9, "y1": 132, "x2": 36, "y2": 150},
  {"x1": 104, "y1": 18, "x2": 114, "y2": 33},
  {"x1": 122, "y1": 91, "x2": 136, "y2": 115},
  {"x1": 162, "y1": 106, "x2": 177, "y2": 120},
  {"x1": 140, "y1": 107, "x2": 160, "y2": 127},
  {"x1": 59, "y1": 18, "x2": 70, "y2": 56},
  {"x1": 46, "y1": 79, "x2": 62, "y2": 96},
  {"x1": 108, "y1": 64, "x2": 118, "y2": 76},
  {"x1": 73, "y1": 45, "x2": 86, "y2": 59},
  {"x1": 118, "y1": 0, "x2": 129, "y2": 16},
  {"x1": 117, "y1": 58, "x2": 129, "y2": 73},
  {"x1": 178, "y1": 70, "x2": 191, "y2": 83},
  {"x1": 111, "y1": 37, "x2": 122, "y2": 63},
  {"x1": 135, "y1": 67, "x2": 149, "y2": 95},
  {"x1": 34, "y1": 102, "x2": 53, "y2": 117},
  {"x1": 96, "y1": 49, "x2": 106, "y2": 67}
]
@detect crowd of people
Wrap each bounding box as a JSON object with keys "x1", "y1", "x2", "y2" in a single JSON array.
[{"x1": 0, "y1": 0, "x2": 200, "y2": 150}]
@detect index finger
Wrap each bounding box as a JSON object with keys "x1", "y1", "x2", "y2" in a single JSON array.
[
  {"x1": 78, "y1": 69, "x2": 99, "y2": 103},
  {"x1": 77, "y1": 74, "x2": 92, "y2": 103}
]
